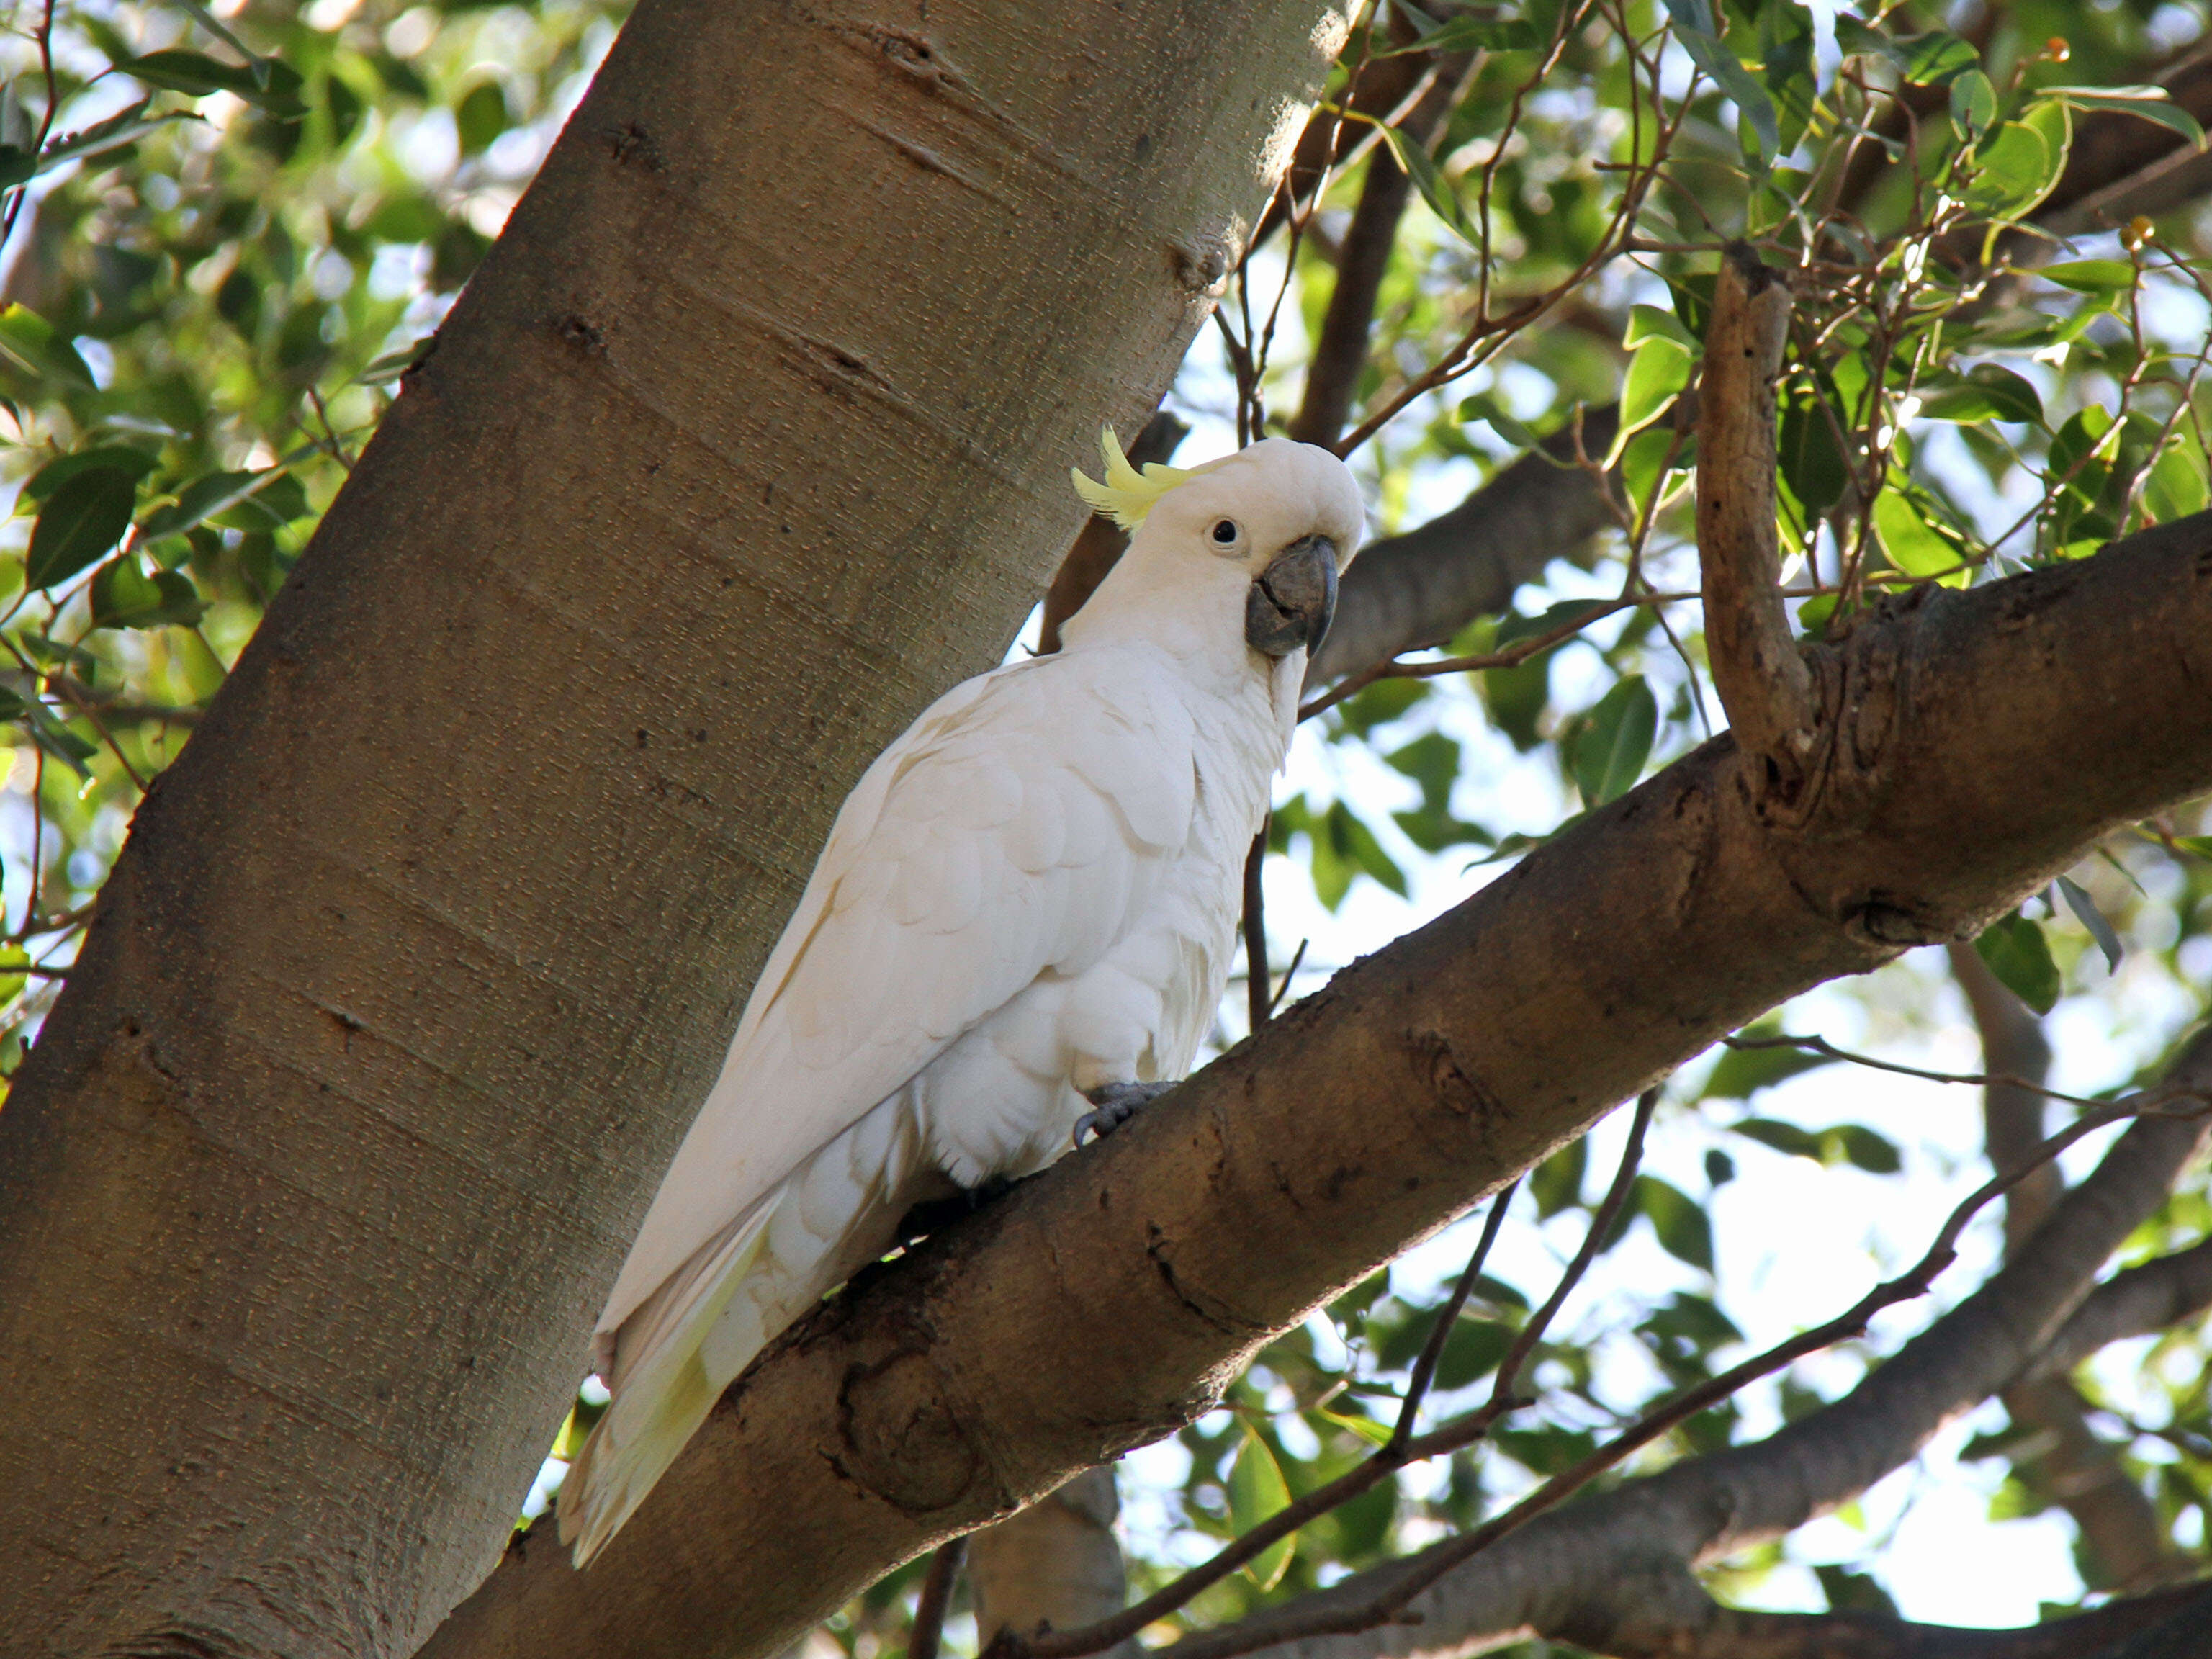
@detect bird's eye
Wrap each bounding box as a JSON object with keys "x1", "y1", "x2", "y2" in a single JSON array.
[{"x1": 1210, "y1": 518, "x2": 1241, "y2": 545}]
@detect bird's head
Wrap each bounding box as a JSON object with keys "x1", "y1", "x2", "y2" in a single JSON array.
[{"x1": 1071, "y1": 428, "x2": 1364, "y2": 662}]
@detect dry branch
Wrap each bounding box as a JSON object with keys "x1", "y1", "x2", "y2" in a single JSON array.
[
  {"x1": 418, "y1": 513, "x2": 2212, "y2": 1659},
  {"x1": 1697, "y1": 242, "x2": 1817, "y2": 791}
]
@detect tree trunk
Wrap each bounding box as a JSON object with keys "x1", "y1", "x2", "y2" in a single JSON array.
[{"x1": 0, "y1": 1, "x2": 1349, "y2": 1651}]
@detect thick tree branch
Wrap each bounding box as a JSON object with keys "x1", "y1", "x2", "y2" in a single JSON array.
[
  {"x1": 2026, "y1": 1237, "x2": 2212, "y2": 1382},
  {"x1": 419, "y1": 516, "x2": 2212, "y2": 1659},
  {"x1": 1697, "y1": 243, "x2": 1817, "y2": 788},
  {"x1": 1185, "y1": 1038, "x2": 2212, "y2": 1659}
]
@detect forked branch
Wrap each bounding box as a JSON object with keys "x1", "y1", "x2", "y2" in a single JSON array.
[{"x1": 1697, "y1": 242, "x2": 1818, "y2": 792}]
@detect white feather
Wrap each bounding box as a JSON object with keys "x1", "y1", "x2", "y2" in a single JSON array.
[{"x1": 559, "y1": 439, "x2": 1364, "y2": 1561}]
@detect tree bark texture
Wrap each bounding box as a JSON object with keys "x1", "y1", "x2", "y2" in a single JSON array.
[
  {"x1": 418, "y1": 516, "x2": 2212, "y2": 1659},
  {"x1": 0, "y1": 1, "x2": 1351, "y2": 1652}
]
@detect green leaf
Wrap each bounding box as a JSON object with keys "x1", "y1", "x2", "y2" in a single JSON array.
[
  {"x1": 89, "y1": 558, "x2": 205, "y2": 630},
  {"x1": 1961, "y1": 101, "x2": 2069, "y2": 224},
  {"x1": 1530, "y1": 1134, "x2": 1586, "y2": 1217},
  {"x1": 1432, "y1": 1318, "x2": 1513, "y2": 1388},
  {"x1": 1612, "y1": 338, "x2": 1691, "y2": 460},
  {"x1": 1975, "y1": 913, "x2": 2061, "y2": 1014},
  {"x1": 2045, "y1": 86, "x2": 2207, "y2": 151},
  {"x1": 1331, "y1": 802, "x2": 1408, "y2": 898},
  {"x1": 0, "y1": 304, "x2": 96, "y2": 392},
  {"x1": 1635, "y1": 1175, "x2": 1714, "y2": 1271},
  {"x1": 138, "y1": 469, "x2": 294, "y2": 541},
  {"x1": 0, "y1": 943, "x2": 26, "y2": 1005},
  {"x1": 1894, "y1": 31, "x2": 1980, "y2": 86},
  {"x1": 1374, "y1": 15, "x2": 1541, "y2": 55},
  {"x1": 2056, "y1": 874, "x2": 2123, "y2": 973},
  {"x1": 2144, "y1": 438, "x2": 2211, "y2": 523},
  {"x1": 1573, "y1": 674, "x2": 1658, "y2": 806},
  {"x1": 1663, "y1": 0, "x2": 1779, "y2": 162},
  {"x1": 2039, "y1": 259, "x2": 2138, "y2": 294},
  {"x1": 22, "y1": 446, "x2": 159, "y2": 506},
  {"x1": 37, "y1": 99, "x2": 199, "y2": 174},
  {"x1": 1917, "y1": 364, "x2": 2043, "y2": 426},
  {"x1": 1873, "y1": 486, "x2": 1969, "y2": 583},
  {"x1": 1733, "y1": 1116, "x2": 1825, "y2": 1159},
  {"x1": 1779, "y1": 395, "x2": 1848, "y2": 515},
  {"x1": 1385, "y1": 731, "x2": 1460, "y2": 814},
  {"x1": 1313, "y1": 1406, "x2": 1395, "y2": 1448},
  {"x1": 1457, "y1": 392, "x2": 1547, "y2": 451},
  {"x1": 456, "y1": 81, "x2": 508, "y2": 156},
  {"x1": 27, "y1": 469, "x2": 137, "y2": 589},
  {"x1": 1624, "y1": 302, "x2": 1696, "y2": 350},
  {"x1": 19, "y1": 697, "x2": 94, "y2": 775},
  {"x1": 1704, "y1": 1042, "x2": 1836, "y2": 1101},
  {"x1": 1228, "y1": 1426, "x2": 1295, "y2": 1589},
  {"x1": 1372, "y1": 120, "x2": 1476, "y2": 246},
  {"x1": 1833, "y1": 1124, "x2": 1902, "y2": 1174},
  {"x1": 1949, "y1": 69, "x2": 1997, "y2": 142},
  {"x1": 356, "y1": 337, "x2": 436, "y2": 385},
  {"x1": 1620, "y1": 426, "x2": 1691, "y2": 529}
]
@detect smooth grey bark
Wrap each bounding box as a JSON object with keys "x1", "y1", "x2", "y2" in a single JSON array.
[
  {"x1": 417, "y1": 518, "x2": 2212, "y2": 1659},
  {"x1": 0, "y1": 0, "x2": 1352, "y2": 1652}
]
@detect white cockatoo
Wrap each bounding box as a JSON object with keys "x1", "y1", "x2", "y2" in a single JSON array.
[{"x1": 559, "y1": 429, "x2": 1364, "y2": 1563}]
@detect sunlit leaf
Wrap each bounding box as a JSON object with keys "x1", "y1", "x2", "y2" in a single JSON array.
[
  {"x1": 2038, "y1": 259, "x2": 2137, "y2": 294},
  {"x1": 2044, "y1": 86, "x2": 2207, "y2": 151},
  {"x1": 1872, "y1": 487, "x2": 1969, "y2": 584},
  {"x1": 1228, "y1": 1426, "x2": 1295, "y2": 1589}
]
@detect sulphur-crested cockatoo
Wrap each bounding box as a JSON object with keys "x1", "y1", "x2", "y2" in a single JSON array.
[{"x1": 559, "y1": 429, "x2": 1363, "y2": 1562}]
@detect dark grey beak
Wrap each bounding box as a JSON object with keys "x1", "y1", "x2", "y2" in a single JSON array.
[{"x1": 1244, "y1": 534, "x2": 1339, "y2": 659}]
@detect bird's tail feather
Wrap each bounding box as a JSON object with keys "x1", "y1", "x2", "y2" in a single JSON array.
[{"x1": 558, "y1": 1200, "x2": 775, "y2": 1565}]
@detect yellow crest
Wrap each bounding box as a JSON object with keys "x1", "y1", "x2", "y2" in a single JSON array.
[{"x1": 1070, "y1": 425, "x2": 1197, "y2": 529}]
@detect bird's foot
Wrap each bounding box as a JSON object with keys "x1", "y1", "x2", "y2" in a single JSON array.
[{"x1": 1074, "y1": 1080, "x2": 1177, "y2": 1147}]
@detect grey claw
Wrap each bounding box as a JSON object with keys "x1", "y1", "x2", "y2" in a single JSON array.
[{"x1": 1073, "y1": 1080, "x2": 1177, "y2": 1146}]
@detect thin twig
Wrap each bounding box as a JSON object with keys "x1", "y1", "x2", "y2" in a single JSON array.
[
  {"x1": 1390, "y1": 1182, "x2": 1519, "y2": 1452},
  {"x1": 907, "y1": 1538, "x2": 967, "y2": 1659},
  {"x1": 1722, "y1": 1032, "x2": 2140, "y2": 1115},
  {"x1": 1242, "y1": 826, "x2": 1269, "y2": 1033},
  {"x1": 0, "y1": 0, "x2": 59, "y2": 247}
]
